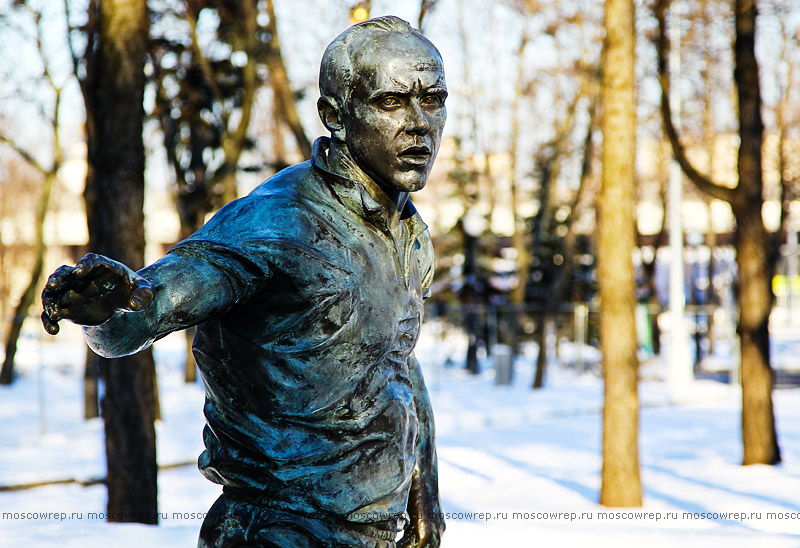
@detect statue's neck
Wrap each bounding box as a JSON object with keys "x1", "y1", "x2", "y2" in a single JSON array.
[{"x1": 326, "y1": 139, "x2": 409, "y2": 216}]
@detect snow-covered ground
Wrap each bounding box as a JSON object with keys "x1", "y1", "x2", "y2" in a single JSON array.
[{"x1": 1, "y1": 321, "x2": 799, "y2": 547}]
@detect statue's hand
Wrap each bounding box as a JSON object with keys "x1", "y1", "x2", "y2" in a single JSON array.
[
  {"x1": 397, "y1": 467, "x2": 444, "y2": 548},
  {"x1": 397, "y1": 518, "x2": 442, "y2": 548},
  {"x1": 41, "y1": 253, "x2": 153, "y2": 335}
]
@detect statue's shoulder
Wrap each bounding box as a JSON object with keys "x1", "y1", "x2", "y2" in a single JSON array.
[
  {"x1": 248, "y1": 160, "x2": 319, "y2": 200},
  {"x1": 193, "y1": 161, "x2": 325, "y2": 241}
]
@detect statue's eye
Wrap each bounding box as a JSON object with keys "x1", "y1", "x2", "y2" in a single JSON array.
[
  {"x1": 421, "y1": 94, "x2": 442, "y2": 108},
  {"x1": 379, "y1": 96, "x2": 403, "y2": 109}
]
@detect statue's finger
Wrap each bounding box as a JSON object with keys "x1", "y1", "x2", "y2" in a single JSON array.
[
  {"x1": 42, "y1": 299, "x2": 62, "y2": 322},
  {"x1": 42, "y1": 287, "x2": 56, "y2": 308},
  {"x1": 58, "y1": 290, "x2": 77, "y2": 307},
  {"x1": 45, "y1": 265, "x2": 76, "y2": 291},
  {"x1": 42, "y1": 311, "x2": 60, "y2": 335},
  {"x1": 73, "y1": 253, "x2": 107, "y2": 278}
]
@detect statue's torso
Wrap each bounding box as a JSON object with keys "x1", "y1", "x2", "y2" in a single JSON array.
[{"x1": 173, "y1": 157, "x2": 433, "y2": 521}]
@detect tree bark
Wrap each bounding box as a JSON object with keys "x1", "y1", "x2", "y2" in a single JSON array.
[
  {"x1": 731, "y1": 0, "x2": 780, "y2": 465},
  {"x1": 84, "y1": 0, "x2": 159, "y2": 522},
  {"x1": 598, "y1": 0, "x2": 642, "y2": 507},
  {"x1": 84, "y1": 352, "x2": 100, "y2": 419},
  {"x1": 533, "y1": 312, "x2": 547, "y2": 389}
]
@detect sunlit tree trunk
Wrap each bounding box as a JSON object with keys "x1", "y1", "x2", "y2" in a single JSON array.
[
  {"x1": 598, "y1": 0, "x2": 642, "y2": 507},
  {"x1": 732, "y1": 0, "x2": 780, "y2": 466}
]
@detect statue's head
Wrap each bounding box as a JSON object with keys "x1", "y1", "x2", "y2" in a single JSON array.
[{"x1": 318, "y1": 16, "x2": 447, "y2": 193}]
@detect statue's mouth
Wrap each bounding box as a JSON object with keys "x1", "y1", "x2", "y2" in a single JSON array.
[{"x1": 398, "y1": 145, "x2": 431, "y2": 166}]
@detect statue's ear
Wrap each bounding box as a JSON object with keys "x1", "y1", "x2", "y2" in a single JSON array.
[{"x1": 317, "y1": 96, "x2": 346, "y2": 141}]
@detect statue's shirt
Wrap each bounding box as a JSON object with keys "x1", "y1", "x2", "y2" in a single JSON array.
[{"x1": 169, "y1": 138, "x2": 434, "y2": 522}]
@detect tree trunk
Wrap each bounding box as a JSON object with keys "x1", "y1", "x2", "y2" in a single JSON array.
[
  {"x1": 84, "y1": 352, "x2": 100, "y2": 419},
  {"x1": 654, "y1": 0, "x2": 781, "y2": 467},
  {"x1": 643, "y1": 152, "x2": 669, "y2": 357},
  {"x1": 0, "y1": 176, "x2": 54, "y2": 384},
  {"x1": 598, "y1": 0, "x2": 642, "y2": 507},
  {"x1": 462, "y1": 225, "x2": 480, "y2": 375},
  {"x1": 509, "y1": 22, "x2": 529, "y2": 308},
  {"x1": 732, "y1": 0, "x2": 779, "y2": 465},
  {"x1": 734, "y1": 207, "x2": 779, "y2": 464},
  {"x1": 176, "y1": 205, "x2": 205, "y2": 383},
  {"x1": 533, "y1": 312, "x2": 547, "y2": 389},
  {"x1": 418, "y1": 0, "x2": 438, "y2": 31},
  {"x1": 83, "y1": 0, "x2": 158, "y2": 522}
]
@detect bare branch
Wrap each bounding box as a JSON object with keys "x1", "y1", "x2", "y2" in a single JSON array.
[
  {"x1": 31, "y1": 2, "x2": 67, "y2": 106},
  {"x1": 185, "y1": 5, "x2": 227, "y2": 118},
  {"x1": 654, "y1": 0, "x2": 736, "y2": 204},
  {"x1": 0, "y1": 131, "x2": 46, "y2": 174},
  {"x1": 63, "y1": 0, "x2": 80, "y2": 77},
  {"x1": 418, "y1": 0, "x2": 438, "y2": 32},
  {"x1": 776, "y1": 14, "x2": 794, "y2": 234},
  {"x1": 229, "y1": 0, "x2": 257, "y2": 154}
]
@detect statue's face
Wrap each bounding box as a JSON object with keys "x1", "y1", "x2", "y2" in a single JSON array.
[{"x1": 343, "y1": 32, "x2": 447, "y2": 193}]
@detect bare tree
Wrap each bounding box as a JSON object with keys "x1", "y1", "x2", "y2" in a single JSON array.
[
  {"x1": 598, "y1": 0, "x2": 642, "y2": 506},
  {"x1": 508, "y1": 16, "x2": 532, "y2": 308},
  {"x1": 532, "y1": 89, "x2": 599, "y2": 389},
  {"x1": 656, "y1": 0, "x2": 780, "y2": 465},
  {"x1": 0, "y1": 3, "x2": 65, "y2": 385}
]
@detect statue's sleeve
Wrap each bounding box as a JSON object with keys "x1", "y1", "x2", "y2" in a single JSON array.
[
  {"x1": 406, "y1": 352, "x2": 445, "y2": 535},
  {"x1": 83, "y1": 197, "x2": 276, "y2": 358},
  {"x1": 403, "y1": 228, "x2": 444, "y2": 534},
  {"x1": 417, "y1": 229, "x2": 435, "y2": 300}
]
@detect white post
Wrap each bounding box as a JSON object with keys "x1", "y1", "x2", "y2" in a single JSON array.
[
  {"x1": 575, "y1": 303, "x2": 588, "y2": 373},
  {"x1": 787, "y1": 229, "x2": 798, "y2": 324},
  {"x1": 668, "y1": 1, "x2": 692, "y2": 385}
]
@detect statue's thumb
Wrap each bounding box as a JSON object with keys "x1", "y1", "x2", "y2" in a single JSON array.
[{"x1": 128, "y1": 280, "x2": 154, "y2": 311}]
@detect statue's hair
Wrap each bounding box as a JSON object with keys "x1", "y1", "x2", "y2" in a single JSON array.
[{"x1": 319, "y1": 16, "x2": 435, "y2": 113}]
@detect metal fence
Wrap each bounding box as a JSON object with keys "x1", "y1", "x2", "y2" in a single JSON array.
[{"x1": 422, "y1": 301, "x2": 800, "y2": 388}]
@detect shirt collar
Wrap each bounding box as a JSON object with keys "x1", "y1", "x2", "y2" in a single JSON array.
[{"x1": 312, "y1": 137, "x2": 428, "y2": 241}]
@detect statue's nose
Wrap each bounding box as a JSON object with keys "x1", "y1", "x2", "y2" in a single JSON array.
[{"x1": 405, "y1": 101, "x2": 429, "y2": 135}]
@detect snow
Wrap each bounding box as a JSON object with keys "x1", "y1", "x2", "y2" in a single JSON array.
[{"x1": 1, "y1": 321, "x2": 799, "y2": 547}]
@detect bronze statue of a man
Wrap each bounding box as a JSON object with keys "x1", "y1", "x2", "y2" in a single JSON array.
[{"x1": 41, "y1": 15, "x2": 446, "y2": 548}]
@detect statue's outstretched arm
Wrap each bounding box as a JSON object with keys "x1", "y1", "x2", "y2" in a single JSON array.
[{"x1": 42, "y1": 251, "x2": 241, "y2": 358}]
